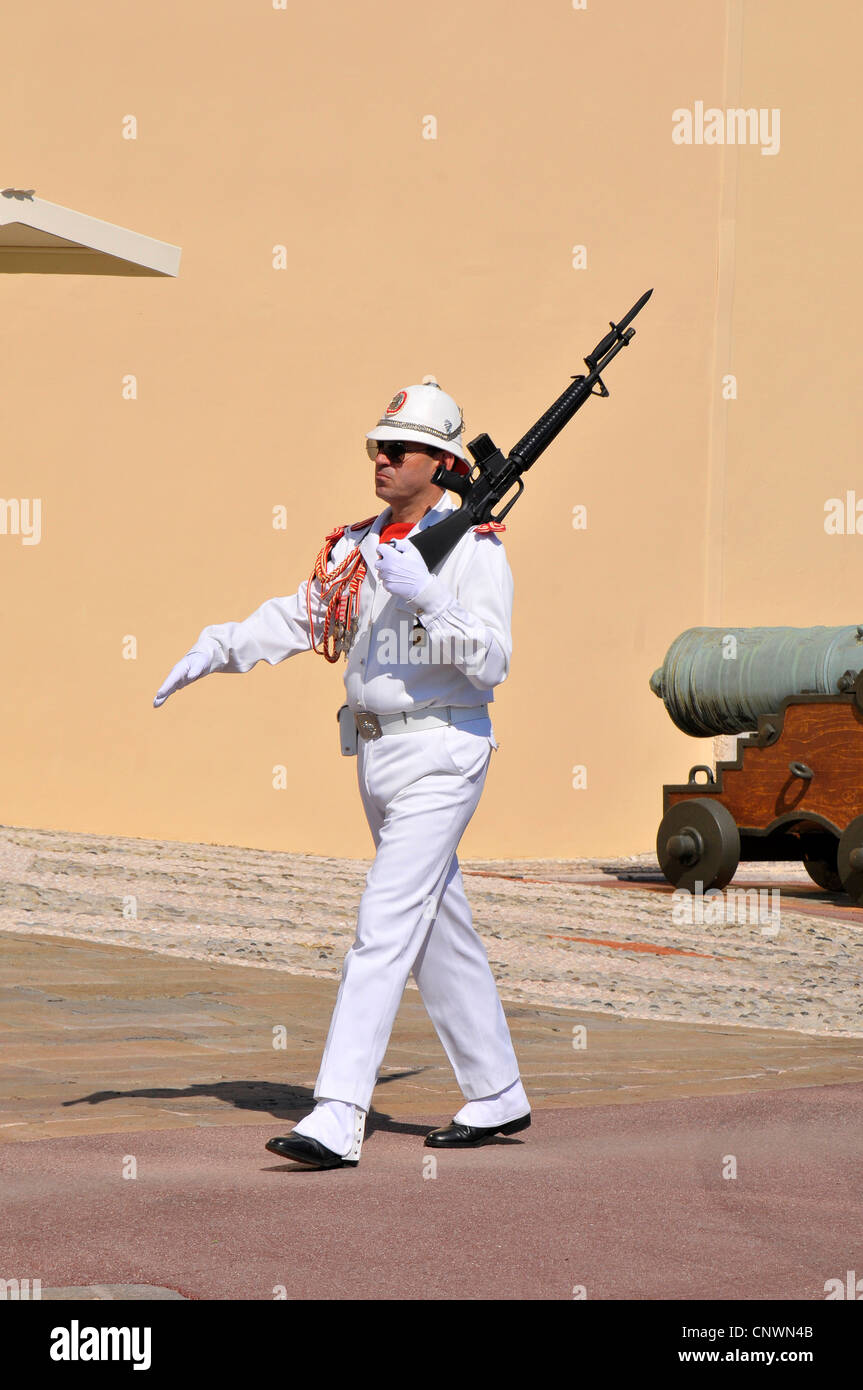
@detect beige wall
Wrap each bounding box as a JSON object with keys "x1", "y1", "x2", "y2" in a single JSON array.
[{"x1": 1, "y1": 1, "x2": 857, "y2": 858}]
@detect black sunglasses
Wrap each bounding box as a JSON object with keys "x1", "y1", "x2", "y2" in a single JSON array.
[{"x1": 366, "y1": 439, "x2": 435, "y2": 464}]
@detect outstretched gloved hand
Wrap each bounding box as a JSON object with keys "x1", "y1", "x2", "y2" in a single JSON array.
[
  {"x1": 153, "y1": 646, "x2": 214, "y2": 708},
  {"x1": 374, "y1": 538, "x2": 432, "y2": 602}
]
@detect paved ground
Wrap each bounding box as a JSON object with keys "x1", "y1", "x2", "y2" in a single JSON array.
[
  {"x1": 2, "y1": 932, "x2": 862, "y2": 1143},
  {"x1": 4, "y1": 1088, "x2": 859, "y2": 1301},
  {"x1": 1, "y1": 824, "x2": 861, "y2": 1300},
  {"x1": 1, "y1": 931, "x2": 861, "y2": 1301}
]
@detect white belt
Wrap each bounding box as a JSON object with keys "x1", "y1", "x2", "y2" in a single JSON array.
[{"x1": 354, "y1": 703, "x2": 489, "y2": 741}]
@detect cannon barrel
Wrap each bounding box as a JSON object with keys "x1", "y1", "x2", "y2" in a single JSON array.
[{"x1": 650, "y1": 625, "x2": 863, "y2": 736}]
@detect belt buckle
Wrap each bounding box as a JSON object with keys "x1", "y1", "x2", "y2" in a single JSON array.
[{"x1": 354, "y1": 711, "x2": 383, "y2": 741}]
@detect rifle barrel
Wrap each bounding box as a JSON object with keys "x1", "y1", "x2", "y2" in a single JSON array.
[
  {"x1": 512, "y1": 290, "x2": 652, "y2": 467},
  {"x1": 409, "y1": 289, "x2": 652, "y2": 567}
]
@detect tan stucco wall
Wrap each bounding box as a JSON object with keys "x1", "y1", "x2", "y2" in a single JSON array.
[{"x1": 1, "y1": 0, "x2": 856, "y2": 858}]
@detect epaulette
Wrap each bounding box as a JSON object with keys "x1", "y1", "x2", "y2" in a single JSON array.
[
  {"x1": 473, "y1": 521, "x2": 506, "y2": 535},
  {"x1": 324, "y1": 515, "x2": 377, "y2": 544}
]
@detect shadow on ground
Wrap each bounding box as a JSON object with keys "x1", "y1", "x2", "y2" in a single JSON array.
[{"x1": 61, "y1": 1073, "x2": 434, "y2": 1136}]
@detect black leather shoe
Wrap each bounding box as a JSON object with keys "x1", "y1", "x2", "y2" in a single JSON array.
[
  {"x1": 424, "y1": 1112, "x2": 531, "y2": 1148},
  {"x1": 265, "y1": 1134, "x2": 358, "y2": 1169}
]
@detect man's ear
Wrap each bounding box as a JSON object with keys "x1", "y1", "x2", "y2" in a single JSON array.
[{"x1": 442, "y1": 449, "x2": 471, "y2": 479}]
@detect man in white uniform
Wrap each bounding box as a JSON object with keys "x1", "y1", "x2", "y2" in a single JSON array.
[{"x1": 154, "y1": 380, "x2": 530, "y2": 1168}]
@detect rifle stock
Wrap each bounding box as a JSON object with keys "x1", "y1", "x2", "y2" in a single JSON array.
[{"x1": 410, "y1": 508, "x2": 478, "y2": 570}]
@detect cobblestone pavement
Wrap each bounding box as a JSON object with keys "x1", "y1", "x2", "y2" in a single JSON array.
[
  {"x1": 1, "y1": 824, "x2": 860, "y2": 1038},
  {"x1": 1, "y1": 824, "x2": 860, "y2": 1304}
]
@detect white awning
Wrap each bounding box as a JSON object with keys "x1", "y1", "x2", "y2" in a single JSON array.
[{"x1": 0, "y1": 192, "x2": 181, "y2": 275}]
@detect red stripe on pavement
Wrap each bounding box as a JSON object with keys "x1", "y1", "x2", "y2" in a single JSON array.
[{"x1": 547, "y1": 934, "x2": 719, "y2": 960}]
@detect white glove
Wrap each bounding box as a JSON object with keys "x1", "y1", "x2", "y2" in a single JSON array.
[
  {"x1": 374, "y1": 538, "x2": 433, "y2": 603},
  {"x1": 153, "y1": 646, "x2": 214, "y2": 708}
]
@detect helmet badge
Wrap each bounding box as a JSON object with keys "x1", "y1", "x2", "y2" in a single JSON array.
[{"x1": 385, "y1": 390, "x2": 407, "y2": 415}]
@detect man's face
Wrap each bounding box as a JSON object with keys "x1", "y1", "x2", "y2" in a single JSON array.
[{"x1": 371, "y1": 441, "x2": 454, "y2": 507}]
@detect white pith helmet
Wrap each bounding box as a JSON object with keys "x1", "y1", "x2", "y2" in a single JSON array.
[{"x1": 366, "y1": 376, "x2": 468, "y2": 461}]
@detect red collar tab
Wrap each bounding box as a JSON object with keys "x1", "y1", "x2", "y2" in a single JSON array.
[
  {"x1": 379, "y1": 521, "x2": 415, "y2": 544},
  {"x1": 473, "y1": 521, "x2": 506, "y2": 534}
]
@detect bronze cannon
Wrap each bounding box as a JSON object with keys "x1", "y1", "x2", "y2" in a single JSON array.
[{"x1": 651, "y1": 625, "x2": 863, "y2": 903}]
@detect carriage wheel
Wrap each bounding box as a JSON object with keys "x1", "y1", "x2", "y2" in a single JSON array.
[
  {"x1": 802, "y1": 841, "x2": 843, "y2": 893},
  {"x1": 837, "y1": 816, "x2": 863, "y2": 905},
  {"x1": 656, "y1": 797, "x2": 740, "y2": 893}
]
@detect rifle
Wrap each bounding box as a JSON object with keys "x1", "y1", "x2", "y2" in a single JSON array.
[{"x1": 409, "y1": 289, "x2": 653, "y2": 571}]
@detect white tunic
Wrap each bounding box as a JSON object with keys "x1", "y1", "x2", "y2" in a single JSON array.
[{"x1": 192, "y1": 490, "x2": 513, "y2": 715}]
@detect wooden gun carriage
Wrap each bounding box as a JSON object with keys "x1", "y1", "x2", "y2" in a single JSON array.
[{"x1": 651, "y1": 626, "x2": 863, "y2": 904}]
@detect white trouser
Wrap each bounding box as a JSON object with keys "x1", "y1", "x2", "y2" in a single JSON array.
[{"x1": 314, "y1": 718, "x2": 522, "y2": 1112}]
